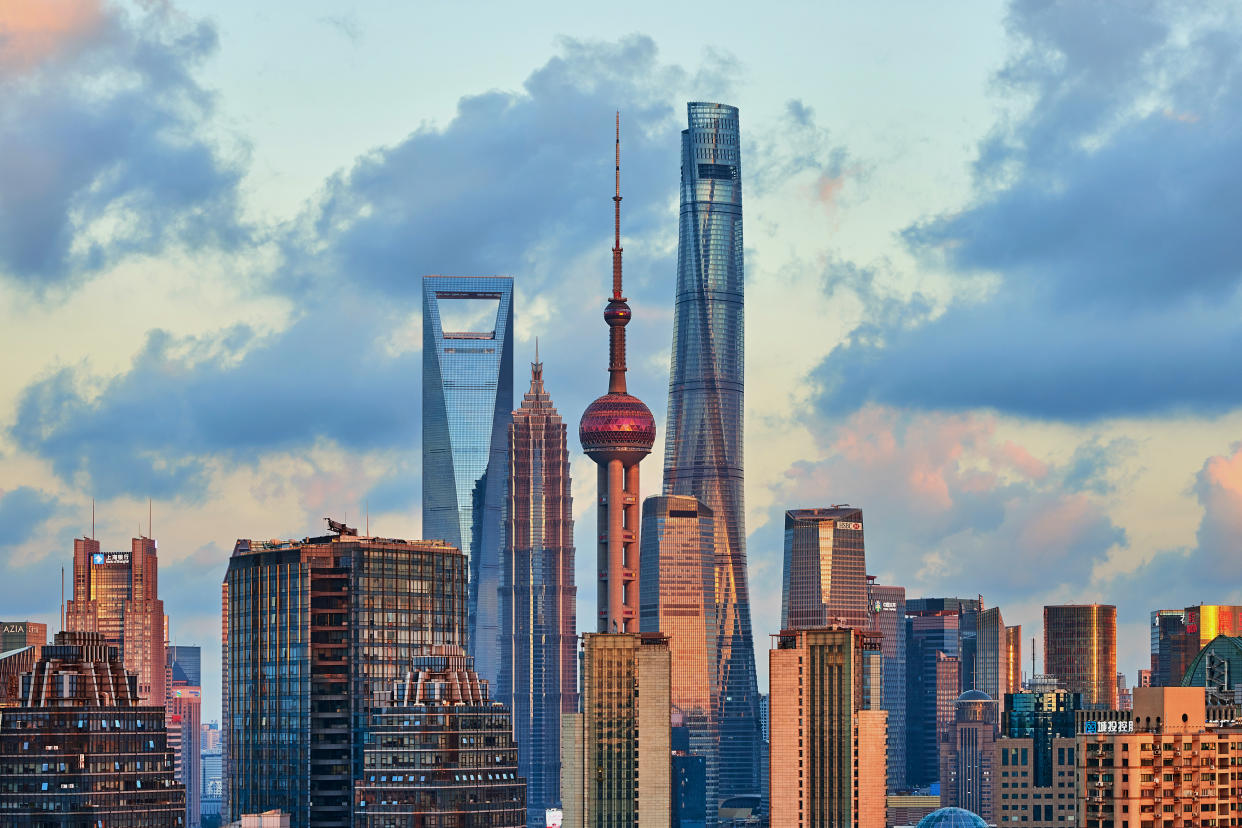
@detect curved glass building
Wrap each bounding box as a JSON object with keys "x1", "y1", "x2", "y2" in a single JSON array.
[
  {"x1": 422, "y1": 275, "x2": 514, "y2": 685},
  {"x1": 663, "y1": 102, "x2": 761, "y2": 807}
]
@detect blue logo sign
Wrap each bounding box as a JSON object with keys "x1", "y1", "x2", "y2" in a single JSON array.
[
  {"x1": 1084, "y1": 721, "x2": 1098, "y2": 734},
  {"x1": 91, "y1": 553, "x2": 105, "y2": 565}
]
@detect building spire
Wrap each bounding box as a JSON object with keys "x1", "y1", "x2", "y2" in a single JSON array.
[{"x1": 613, "y1": 111, "x2": 623, "y2": 300}]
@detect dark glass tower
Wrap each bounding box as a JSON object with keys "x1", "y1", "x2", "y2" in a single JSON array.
[
  {"x1": 422, "y1": 275, "x2": 514, "y2": 685},
  {"x1": 663, "y1": 101, "x2": 760, "y2": 803},
  {"x1": 500, "y1": 357, "x2": 577, "y2": 828},
  {"x1": 221, "y1": 525, "x2": 466, "y2": 828}
]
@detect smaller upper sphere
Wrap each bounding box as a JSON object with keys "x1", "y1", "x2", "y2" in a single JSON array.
[{"x1": 604, "y1": 299, "x2": 631, "y2": 327}]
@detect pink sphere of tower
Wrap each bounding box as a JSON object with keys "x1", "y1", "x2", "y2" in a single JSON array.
[{"x1": 579, "y1": 392, "x2": 656, "y2": 464}]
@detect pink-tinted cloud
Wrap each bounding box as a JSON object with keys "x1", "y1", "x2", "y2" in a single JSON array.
[{"x1": 0, "y1": 0, "x2": 106, "y2": 77}]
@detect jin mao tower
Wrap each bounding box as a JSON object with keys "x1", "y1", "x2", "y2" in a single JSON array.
[{"x1": 663, "y1": 101, "x2": 761, "y2": 801}]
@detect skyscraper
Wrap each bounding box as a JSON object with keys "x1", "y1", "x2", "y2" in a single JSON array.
[
  {"x1": 1005, "y1": 625, "x2": 1023, "y2": 694},
  {"x1": 1149, "y1": 604, "x2": 1242, "y2": 686},
  {"x1": 782, "y1": 507, "x2": 869, "y2": 630},
  {"x1": 500, "y1": 356, "x2": 577, "y2": 828},
  {"x1": 167, "y1": 682, "x2": 202, "y2": 828},
  {"x1": 663, "y1": 101, "x2": 761, "y2": 802},
  {"x1": 563, "y1": 115, "x2": 670, "y2": 828},
  {"x1": 422, "y1": 273, "x2": 514, "y2": 685},
  {"x1": 1043, "y1": 604, "x2": 1117, "y2": 708},
  {"x1": 769, "y1": 627, "x2": 887, "y2": 828},
  {"x1": 0, "y1": 631, "x2": 186, "y2": 825},
  {"x1": 938, "y1": 691, "x2": 999, "y2": 823},
  {"x1": 868, "y1": 580, "x2": 907, "y2": 792},
  {"x1": 167, "y1": 644, "x2": 201, "y2": 686},
  {"x1": 66, "y1": 534, "x2": 167, "y2": 704},
  {"x1": 641, "y1": 494, "x2": 718, "y2": 825},
  {"x1": 222, "y1": 524, "x2": 466, "y2": 827},
  {"x1": 976, "y1": 606, "x2": 1006, "y2": 699}
]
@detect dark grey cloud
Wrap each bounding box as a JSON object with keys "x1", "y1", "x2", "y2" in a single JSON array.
[
  {"x1": 815, "y1": 1, "x2": 1242, "y2": 421},
  {"x1": 0, "y1": 3, "x2": 245, "y2": 289}
]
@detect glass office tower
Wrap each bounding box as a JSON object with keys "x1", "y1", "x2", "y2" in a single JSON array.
[
  {"x1": 663, "y1": 101, "x2": 761, "y2": 804},
  {"x1": 422, "y1": 275, "x2": 514, "y2": 686},
  {"x1": 781, "y1": 507, "x2": 869, "y2": 630}
]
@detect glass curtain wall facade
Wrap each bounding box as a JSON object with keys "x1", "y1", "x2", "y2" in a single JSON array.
[
  {"x1": 868, "y1": 581, "x2": 907, "y2": 792},
  {"x1": 1043, "y1": 604, "x2": 1117, "y2": 708},
  {"x1": 781, "y1": 507, "x2": 869, "y2": 631},
  {"x1": 640, "y1": 494, "x2": 718, "y2": 826},
  {"x1": 422, "y1": 275, "x2": 514, "y2": 686},
  {"x1": 663, "y1": 101, "x2": 761, "y2": 802},
  {"x1": 500, "y1": 358, "x2": 577, "y2": 828},
  {"x1": 222, "y1": 532, "x2": 466, "y2": 828}
]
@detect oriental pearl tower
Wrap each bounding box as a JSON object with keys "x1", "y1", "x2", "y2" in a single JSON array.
[{"x1": 579, "y1": 114, "x2": 656, "y2": 634}]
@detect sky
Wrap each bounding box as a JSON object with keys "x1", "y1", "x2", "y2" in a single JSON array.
[{"x1": 3, "y1": 0, "x2": 1242, "y2": 723}]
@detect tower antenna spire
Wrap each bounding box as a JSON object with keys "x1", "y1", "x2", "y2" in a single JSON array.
[{"x1": 612, "y1": 111, "x2": 623, "y2": 300}]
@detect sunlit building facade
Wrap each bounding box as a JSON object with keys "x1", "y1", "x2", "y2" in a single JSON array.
[
  {"x1": 1005, "y1": 625, "x2": 1023, "y2": 695},
  {"x1": 222, "y1": 528, "x2": 466, "y2": 828},
  {"x1": 422, "y1": 274, "x2": 514, "y2": 685},
  {"x1": 781, "y1": 507, "x2": 869, "y2": 630},
  {"x1": 353, "y1": 646, "x2": 525, "y2": 827},
  {"x1": 1150, "y1": 605, "x2": 1242, "y2": 687},
  {"x1": 664, "y1": 101, "x2": 762, "y2": 803},
  {"x1": 500, "y1": 357, "x2": 577, "y2": 828},
  {"x1": 769, "y1": 627, "x2": 887, "y2": 828},
  {"x1": 641, "y1": 494, "x2": 718, "y2": 825},
  {"x1": 66, "y1": 535, "x2": 167, "y2": 704},
  {"x1": 977, "y1": 607, "x2": 1006, "y2": 700},
  {"x1": 1043, "y1": 604, "x2": 1117, "y2": 708}
]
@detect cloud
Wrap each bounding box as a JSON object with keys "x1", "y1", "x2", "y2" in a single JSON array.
[
  {"x1": 813, "y1": 1, "x2": 1242, "y2": 422},
  {"x1": 745, "y1": 406, "x2": 1127, "y2": 641},
  {"x1": 0, "y1": 485, "x2": 63, "y2": 549},
  {"x1": 0, "y1": 1, "x2": 245, "y2": 289}
]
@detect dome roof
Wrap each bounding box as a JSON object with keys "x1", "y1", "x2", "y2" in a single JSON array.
[
  {"x1": 957, "y1": 689, "x2": 992, "y2": 702},
  {"x1": 579, "y1": 392, "x2": 655, "y2": 462},
  {"x1": 917, "y1": 807, "x2": 989, "y2": 828}
]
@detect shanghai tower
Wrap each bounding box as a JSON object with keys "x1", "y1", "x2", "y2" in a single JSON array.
[{"x1": 663, "y1": 102, "x2": 761, "y2": 804}]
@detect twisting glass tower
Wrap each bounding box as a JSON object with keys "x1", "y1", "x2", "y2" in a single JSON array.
[
  {"x1": 663, "y1": 101, "x2": 761, "y2": 802},
  {"x1": 422, "y1": 275, "x2": 514, "y2": 685},
  {"x1": 501, "y1": 353, "x2": 577, "y2": 828},
  {"x1": 579, "y1": 115, "x2": 656, "y2": 634}
]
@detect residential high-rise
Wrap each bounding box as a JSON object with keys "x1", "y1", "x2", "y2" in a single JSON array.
[
  {"x1": 1076, "y1": 687, "x2": 1242, "y2": 826},
  {"x1": 168, "y1": 683, "x2": 202, "y2": 828},
  {"x1": 66, "y1": 534, "x2": 167, "y2": 703},
  {"x1": 868, "y1": 580, "x2": 908, "y2": 792},
  {"x1": 564, "y1": 116, "x2": 670, "y2": 828},
  {"x1": 905, "y1": 598, "x2": 981, "y2": 787},
  {"x1": 664, "y1": 101, "x2": 761, "y2": 803},
  {"x1": 641, "y1": 494, "x2": 718, "y2": 825},
  {"x1": 1043, "y1": 604, "x2": 1117, "y2": 707},
  {"x1": 353, "y1": 646, "x2": 525, "y2": 827},
  {"x1": 782, "y1": 507, "x2": 869, "y2": 630},
  {"x1": 500, "y1": 356, "x2": 577, "y2": 828},
  {"x1": 1004, "y1": 625, "x2": 1023, "y2": 695},
  {"x1": 222, "y1": 524, "x2": 466, "y2": 828},
  {"x1": 422, "y1": 273, "x2": 514, "y2": 685},
  {"x1": 769, "y1": 627, "x2": 887, "y2": 828},
  {"x1": 0, "y1": 631, "x2": 185, "y2": 825},
  {"x1": 938, "y1": 691, "x2": 999, "y2": 823}
]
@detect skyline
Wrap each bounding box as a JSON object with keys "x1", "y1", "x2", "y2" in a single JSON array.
[{"x1": 4, "y1": 0, "x2": 1242, "y2": 730}]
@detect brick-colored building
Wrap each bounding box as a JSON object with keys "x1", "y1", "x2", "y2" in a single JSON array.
[
  {"x1": 1078, "y1": 686, "x2": 1242, "y2": 828},
  {"x1": 770, "y1": 627, "x2": 887, "y2": 828}
]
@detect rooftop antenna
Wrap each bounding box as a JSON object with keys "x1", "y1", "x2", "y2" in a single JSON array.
[
  {"x1": 612, "y1": 111, "x2": 622, "y2": 300},
  {"x1": 366, "y1": 501, "x2": 369, "y2": 537},
  {"x1": 91, "y1": 497, "x2": 95, "y2": 539},
  {"x1": 148, "y1": 497, "x2": 152, "y2": 539},
  {"x1": 1032, "y1": 636, "x2": 1036, "y2": 679},
  {"x1": 60, "y1": 566, "x2": 64, "y2": 632}
]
